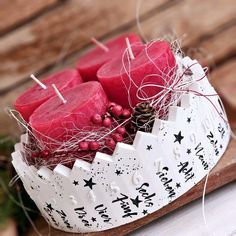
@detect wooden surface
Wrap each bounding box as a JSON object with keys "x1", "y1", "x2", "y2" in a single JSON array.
[
  {"x1": 131, "y1": 181, "x2": 236, "y2": 235},
  {"x1": 0, "y1": 0, "x2": 60, "y2": 35},
  {"x1": 0, "y1": 0, "x2": 235, "y2": 235}
]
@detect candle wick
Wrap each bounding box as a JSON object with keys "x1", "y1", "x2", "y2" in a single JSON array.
[
  {"x1": 52, "y1": 84, "x2": 67, "y2": 104},
  {"x1": 30, "y1": 74, "x2": 47, "y2": 89},
  {"x1": 91, "y1": 37, "x2": 109, "y2": 52},
  {"x1": 125, "y1": 37, "x2": 135, "y2": 60}
]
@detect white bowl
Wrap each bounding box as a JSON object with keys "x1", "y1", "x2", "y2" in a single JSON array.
[{"x1": 12, "y1": 57, "x2": 230, "y2": 233}]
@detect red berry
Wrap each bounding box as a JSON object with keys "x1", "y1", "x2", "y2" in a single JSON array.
[
  {"x1": 103, "y1": 117, "x2": 112, "y2": 127},
  {"x1": 91, "y1": 114, "x2": 102, "y2": 125},
  {"x1": 32, "y1": 152, "x2": 39, "y2": 158},
  {"x1": 89, "y1": 141, "x2": 100, "y2": 151},
  {"x1": 112, "y1": 132, "x2": 123, "y2": 142},
  {"x1": 111, "y1": 105, "x2": 123, "y2": 117},
  {"x1": 42, "y1": 150, "x2": 50, "y2": 160},
  {"x1": 79, "y1": 141, "x2": 89, "y2": 151},
  {"x1": 116, "y1": 127, "x2": 126, "y2": 136},
  {"x1": 107, "y1": 102, "x2": 117, "y2": 109},
  {"x1": 105, "y1": 138, "x2": 116, "y2": 149},
  {"x1": 122, "y1": 109, "x2": 131, "y2": 118}
]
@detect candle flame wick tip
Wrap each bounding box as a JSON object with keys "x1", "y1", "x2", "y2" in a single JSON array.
[
  {"x1": 91, "y1": 37, "x2": 109, "y2": 52},
  {"x1": 30, "y1": 74, "x2": 47, "y2": 89},
  {"x1": 52, "y1": 84, "x2": 67, "y2": 104},
  {"x1": 125, "y1": 37, "x2": 135, "y2": 60}
]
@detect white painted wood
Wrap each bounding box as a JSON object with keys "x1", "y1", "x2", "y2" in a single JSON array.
[{"x1": 11, "y1": 57, "x2": 231, "y2": 233}]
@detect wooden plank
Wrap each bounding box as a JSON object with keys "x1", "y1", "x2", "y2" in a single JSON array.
[
  {"x1": 0, "y1": 80, "x2": 34, "y2": 136},
  {"x1": 211, "y1": 59, "x2": 236, "y2": 88},
  {"x1": 56, "y1": 12, "x2": 236, "y2": 72},
  {"x1": 0, "y1": 0, "x2": 60, "y2": 35},
  {"x1": 210, "y1": 59, "x2": 236, "y2": 129},
  {"x1": 0, "y1": 0, "x2": 173, "y2": 93},
  {"x1": 133, "y1": 0, "x2": 236, "y2": 47},
  {"x1": 38, "y1": 18, "x2": 236, "y2": 78},
  {"x1": 26, "y1": 137, "x2": 236, "y2": 236},
  {"x1": 187, "y1": 24, "x2": 236, "y2": 67}
]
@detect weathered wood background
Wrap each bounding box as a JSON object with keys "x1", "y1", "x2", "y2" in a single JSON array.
[{"x1": 0, "y1": 0, "x2": 235, "y2": 235}]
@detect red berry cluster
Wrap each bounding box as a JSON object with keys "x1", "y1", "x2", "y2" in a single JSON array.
[
  {"x1": 107, "y1": 102, "x2": 131, "y2": 119},
  {"x1": 31, "y1": 149, "x2": 51, "y2": 160},
  {"x1": 30, "y1": 103, "x2": 132, "y2": 161},
  {"x1": 78, "y1": 102, "x2": 131, "y2": 151}
]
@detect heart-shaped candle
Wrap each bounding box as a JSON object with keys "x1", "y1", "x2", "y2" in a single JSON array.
[
  {"x1": 97, "y1": 41, "x2": 176, "y2": 108},
  {"x1": 77, "y1": 33, "x2": 142, "y2": 81},
  {"x1": 15, "y1": 69, "x2": 83, "y2": 122},
  {"x1": 30, "y1": 81, "x2": 108, "y2": 148}
]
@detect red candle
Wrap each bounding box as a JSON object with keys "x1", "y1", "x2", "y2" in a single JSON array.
[
  {"x1": 30, "y1": 81, "x2": 108, "y2": 147},
  {"x1": 76, "y1": 33, "x2": 142, "y2": 81},
  {"x1": 15, "y1": 69, "x2": 83, "y2": 122},
  {"x1": 97, "y1": 41, "x2": 176, "y2": 108}
]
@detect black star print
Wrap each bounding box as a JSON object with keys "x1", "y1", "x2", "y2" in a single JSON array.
[
  {"x1": 142, "y1": 209, "x2": 148, "y2": 215},
  {"x1": 46, "y1": 203, "x2": 54, "y2": 212},
  {"x1": 187, "y1": 117, "x2": 191, "y2": 123},
  {"x1": 186, "y1": 149, "x2": 191, "y2": 155},
  {"x1": 176, "y1": 183, "x2": 181, "y2": 188},
  {"x1": 91, "y1": 217, "x2": 96, "y2": 222},
  {"x1": 38, "y1": 175, "x2": 43, "y2": 179},
  {"x1": 130, "y1": 196, "x2": 142, "y2": 208},
  {"x1": 73, "y1": 180, "x2": 79, "y2": 186},
  {"x1": 174, "y1": 131, "x2": 184, "y2": 144},
  {"x1": 83, "y1": 177, "x2": 96, "y2": 190},
  {"x1": 146, "y1": 145, "x2": 152, "y2": 151},
  {"x1": 220, "y1": 144, "x2": 223, "y2": 149},
  {"x1": 115, "y1": 170, "x2": 122, "y2": 176}
]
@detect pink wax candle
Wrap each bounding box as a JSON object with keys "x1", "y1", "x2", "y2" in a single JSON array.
[
  {"x1": 97, "y1": 41, "x2": 176, "y2": 108},
  {"x1": 76, "y1": 33, "x2": 142, "y2": 81},
  {"x1": 15, "y1": 69, "x2": 83, "y2": 122},
  {"x1": 30, "y1": 81, "x2": 108, "y2": 147}
]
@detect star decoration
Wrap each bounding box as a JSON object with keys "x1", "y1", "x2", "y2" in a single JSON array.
[
  {"x1": 73, "y1": 180, "x2": 79, "y2": 186},
  {"x1": 83, "y1": 177, "x2": 96, "y2": 190},
  {"x1": 142, "y1": 209, "x2": 148, "y2": 215},
  {"x1": 186, "y1": 149, "x2": 191, "y2": 155},
  {"x1": 176, "y1": 183, "x2": 181, "y2": 188},
  {"x1": 38, "y1": 175, "x2": 43, "y2": 179},
  {"x1": 174, "y1": 131, "x2": 184, "y2": 144},
  {"x1": 220, "y1": 144, "x2": 223, "y2": 149},
  {"x1": 46, "y1": 203, "x2": 54, "y2": 212},
  {"x1": 146, "y1": 145, "x2": 152, "y2": 151},
  {"x1": 115, "y1": 170, "x2": 122, "y2": 176},
  {"x1": 91, "y1": 217, "x2": 96, "y2": 222},
  {"x1": 187, "y1": 117, "x2": 191, "y2": 123},
  {"x1": 130, "y1": 196, "x2": 142, "y2": 208}
]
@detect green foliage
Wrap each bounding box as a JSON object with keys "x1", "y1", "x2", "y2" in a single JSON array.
[
  {"x1": 0, "y1": 172, "x2": 15, "y2": 229},
  {"x1": 0, "y1": 135, "x2": 38, "y2": 235}
]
